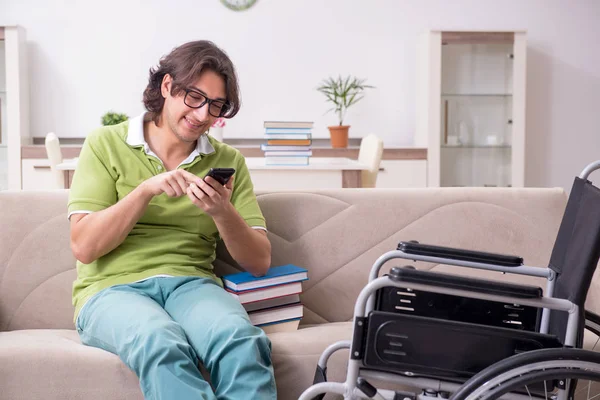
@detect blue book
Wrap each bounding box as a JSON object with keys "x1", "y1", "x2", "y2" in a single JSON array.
[{"x1": 222, "y1": 264, "x2": 308, "y2": 292}]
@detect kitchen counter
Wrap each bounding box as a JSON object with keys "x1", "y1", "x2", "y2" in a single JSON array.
[{"x1": 22, "y1": 144, "x2": 426, "y2": 161}]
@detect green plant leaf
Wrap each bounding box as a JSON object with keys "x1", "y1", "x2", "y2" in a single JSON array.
[
  {"x1": 101, "y1": 111, "x2": 129, "y2": 126},
  {"x1": 316, "y1": 74, "x2": 374, "y2": 125}
]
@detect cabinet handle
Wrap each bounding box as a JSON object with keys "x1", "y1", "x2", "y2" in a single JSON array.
[{"x1": 33, "y1": 166, "x2": 51, "y2": 170}]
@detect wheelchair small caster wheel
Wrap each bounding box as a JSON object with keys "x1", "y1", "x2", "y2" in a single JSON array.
[{"x1": 423, "y1": 389, "x2": 438, "y2": 397}]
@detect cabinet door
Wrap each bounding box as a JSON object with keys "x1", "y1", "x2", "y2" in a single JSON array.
[
  {"x1": 21, "y1": 159, "x2": 58, "y2": 190},
  {"x1": 376, "y1": 160, "x2": 427, "y2": 188}
]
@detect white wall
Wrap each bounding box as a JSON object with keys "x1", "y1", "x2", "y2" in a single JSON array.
[
  {"x1": 0, "y1": 40, "x2": 6, "y2": 144},
  {"x1": 1, "y1": 0, "x2": 600, "y2": 191},
  {"x1": 0, "y1": 40, "x2": 7, "y2": 190}
]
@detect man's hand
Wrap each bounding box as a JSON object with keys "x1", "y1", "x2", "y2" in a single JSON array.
[
  {"x1": 187, "y1": 175, "x2": 234, "y2": 217},
  {"x1": 140, "y1": 169, "x2": 203, "y2": 198}
]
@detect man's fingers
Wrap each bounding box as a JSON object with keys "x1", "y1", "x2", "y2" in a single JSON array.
[
  {"x1": 225, "y1": 174, "x2": 235, "y2": 190},
  {"x1": 178, "y1": 169, "x2": 202, "y2": 186},
  {"x1": 162, "y1": 181, "x2": 177, "y2": 197},
  {"x1": 174, "y1": 174, "x2": 188, "y2": 194},
  {"x1": 198, "y1": 179, "x2": 217, "y2": 198},
  {"x1": 187, "y1": 186, "x2": 202, "y2": 207},
  {"x1": 170, "y1": 179, "x2": 185, "y2": 196},
  {"x1": 189, "y1": 183, "x2": 207, "y2": 201}
]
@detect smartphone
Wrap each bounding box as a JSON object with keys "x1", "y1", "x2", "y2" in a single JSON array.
[{"x1": 204, "y1": 168, "x2": 236, "y2": 185}]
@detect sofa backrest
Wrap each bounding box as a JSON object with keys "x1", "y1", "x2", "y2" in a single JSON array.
[{"x1": 0, "y1": 188, "x2": 574, "y2": 331}]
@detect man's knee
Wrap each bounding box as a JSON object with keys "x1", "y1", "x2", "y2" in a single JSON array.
[
  {"x1": 215, "y1": 315, "x2": 272, "y2": 353},
  {"x1": 126, "y1": 320, "x2": 196, "y2": 372}
]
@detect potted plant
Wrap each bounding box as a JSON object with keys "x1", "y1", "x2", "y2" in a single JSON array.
[
  {"x1": 101, "y1": 111, "x2": 129, "y2": 126},
  {"x1": 317, "y1": 75, "x2": 374, "y2": 148}
]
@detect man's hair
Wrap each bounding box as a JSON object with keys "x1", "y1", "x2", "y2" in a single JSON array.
[{"x1": 143, "y1": 40, "x2": 241, "y2": 123}]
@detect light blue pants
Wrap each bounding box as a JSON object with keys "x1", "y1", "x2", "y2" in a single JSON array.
[{"x1": 76, "y1": 276, "x2": 276, "y2": 400}]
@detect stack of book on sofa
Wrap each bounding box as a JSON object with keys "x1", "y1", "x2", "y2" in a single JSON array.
[
  {"x1": 261, "y1": 121, "x2": 313, "y2": 166},
  {"x1": 221, "y1": 264, "x2": 308, "y2": 333}
]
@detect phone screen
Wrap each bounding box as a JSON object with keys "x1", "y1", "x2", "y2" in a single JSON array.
[{"x1": 205, "y1": 168, "x2": 235, "y2": 185}]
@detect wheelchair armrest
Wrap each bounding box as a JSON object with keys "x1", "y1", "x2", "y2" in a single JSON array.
[
  {"x1": 397, "y1": 241, "x2": 524, "y2": 267},
  {"x1": 388, "y1": 266, "x2": 543, "y2": 299}
]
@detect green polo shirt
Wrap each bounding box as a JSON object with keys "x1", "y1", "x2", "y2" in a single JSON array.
[{"x1": 68, "y1": 113, "x2": 266, "y2": 323}]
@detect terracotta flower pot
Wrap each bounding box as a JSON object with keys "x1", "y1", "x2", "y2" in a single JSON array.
[{"x1": 328, "y1": 125, "x2": 350, "y2": 148}]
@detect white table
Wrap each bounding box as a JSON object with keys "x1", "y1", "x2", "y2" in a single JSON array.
[
  {"x1": 244, "y1": 157, "x2": 368, "y2": 190},
  {"x1": 56, "y1": 157, "x2": 369, "y2": 189}
]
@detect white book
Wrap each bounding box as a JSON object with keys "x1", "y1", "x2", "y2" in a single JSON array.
[
  {"x1": 264, "y1": 151, "x2": 312, "y2": 157},
  {"x1": 260, "y1": 319, "x2": 301, "y2": 334},
  {"x1": 263, "y1": 121, "x2": 314, "y2": 129},
  {"x1": 243, "y1": 294, "x2": 301, "y2": 313},
  {"x1": 249, "y1": 304, "x2": 303, "y2": 326},
  {"x1": 260, "y1": 145, "x2": 312, "y2": 151},
  {"x1": 263, "y1": 134, "x2": 312, "y2": 140},
  {"x1": 227, "y1": 282, "x2": 303, "y2": 304},
  {"x1": 223, "y1": 264, "x2": 308, "y2": 292}
]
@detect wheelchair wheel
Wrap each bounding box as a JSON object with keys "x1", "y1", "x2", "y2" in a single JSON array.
[
  {"x1": 450, "y1": 348, "x2": 600, "y2": 400},
  {"x1": 585, "y1": 310, "x2": 600, "y2": 337}
]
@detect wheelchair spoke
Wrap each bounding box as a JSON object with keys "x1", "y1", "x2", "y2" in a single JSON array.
[
  {"x1": 543, "y1": 380, "x2": 548, "y2": 400},
  {"x1": 525, "y1": 384, "x2": 532, "y2": 400},
  {"x1": 581, "y1": 331, "x2": 600, "y2": 400},
  {"x1": 586, "y1": 391, "x2": 600, "y2": 400}
]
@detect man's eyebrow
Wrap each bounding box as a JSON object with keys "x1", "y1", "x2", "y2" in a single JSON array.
[{"x1": 189, "y1": 86, "x2": 227, "y2": 102}]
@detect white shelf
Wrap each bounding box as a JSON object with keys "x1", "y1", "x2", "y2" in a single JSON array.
[
  {"x1": 442, "y1": 145, "x2": 511, "y2": 149},
  {"x1": 442, "y1": 93, "x2": 512, "y2": 97}
]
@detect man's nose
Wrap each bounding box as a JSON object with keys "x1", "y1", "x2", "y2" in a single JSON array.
[{"x1": 193, "y1": 103, "x2": 210, "y2": 120}]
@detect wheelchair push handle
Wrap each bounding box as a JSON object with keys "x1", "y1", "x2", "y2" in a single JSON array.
[{"x1": 580, "y1": 160, "x2": 600, "y2": 181}]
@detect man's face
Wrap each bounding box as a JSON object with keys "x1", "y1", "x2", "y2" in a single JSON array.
[{"x1": 161, "y1": 69, "x2": 227, "y2": 143}]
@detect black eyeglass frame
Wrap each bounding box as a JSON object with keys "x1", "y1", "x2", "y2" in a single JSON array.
[{"x1": 183, "y1": 88, "x2": 230, "y2": 118}]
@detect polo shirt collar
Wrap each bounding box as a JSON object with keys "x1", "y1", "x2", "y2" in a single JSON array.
[{"x1": 126, "y1": 113, "x2": 215, "y2": 161}]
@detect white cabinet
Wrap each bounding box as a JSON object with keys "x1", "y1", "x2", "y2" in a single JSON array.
[
  {"x1": 21, "y1": 159, "x2": 56, "y2": 191},
  {"x1": 2, "y1": 25, "x2": 31, "y2": 190},
  {"x1": 376, "y1": 160, "x2": 427, "y2": 188},
  {"x1": 416, "y1": 31, "x2": 526, "y2": 188}
]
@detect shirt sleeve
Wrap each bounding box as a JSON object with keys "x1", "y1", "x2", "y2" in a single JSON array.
[
  {"x1": 230, "y1": 152, "x2": 266, "y2": 230},
  {"x1": 67, "y1": 129, "x2": 118, "y2": 218}
]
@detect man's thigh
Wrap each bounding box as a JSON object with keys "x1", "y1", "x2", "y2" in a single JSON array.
[
  {"x1": 164, "y1": 278, "x2": 250, "y2": 335},
  {"x1": 76, "y1": 283, "x2": 176, "y2": 356}
]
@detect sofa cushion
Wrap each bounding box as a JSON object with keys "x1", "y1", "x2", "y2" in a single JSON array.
[
  {"x1": 270, "y1": 322, "x2": 352, "y2": 400},
  {"x1": 0, "y1": 323, "x2": 352, "y2": 400},
  {"x1": 0, "y1": 329, "x2": 142, "y2": 400}
]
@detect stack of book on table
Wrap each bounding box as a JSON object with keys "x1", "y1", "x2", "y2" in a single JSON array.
[
  {"x1": 221, "y1": 264, "x2": 308, "y2": 334},
  {"x1": 262, "y1": 121, "x2": 313, "y2": 166}
]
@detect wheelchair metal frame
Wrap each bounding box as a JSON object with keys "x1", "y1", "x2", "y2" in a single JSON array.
[
  {"x1": 298, "y1": 162, "x2": 600, "y2": 400},
  {"x1": 299, "y1": 255, "x2": 578, "y2": 400}
]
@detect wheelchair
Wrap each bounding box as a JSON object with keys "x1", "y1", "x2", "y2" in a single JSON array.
[{"x1": 299, "y1": 161, "x2": 600, "y2": 400}]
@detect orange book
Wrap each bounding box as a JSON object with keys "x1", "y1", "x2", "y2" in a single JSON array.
[{"x1": 267, "y1": 139, "x2": 312, "y2": 146}]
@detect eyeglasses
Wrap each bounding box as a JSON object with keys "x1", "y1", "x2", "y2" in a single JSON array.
[{"x1": 183, "y1": 89, "x2": 230, "y2": 118}]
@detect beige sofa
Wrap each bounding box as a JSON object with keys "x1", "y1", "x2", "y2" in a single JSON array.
[{"x1": 2, "y1": 188, "x2": 599, "y2": 400}]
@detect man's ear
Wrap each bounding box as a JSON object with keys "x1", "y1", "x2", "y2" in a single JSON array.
[{"x1": 161, "y1": 74, "x2": 172, "y2": 98}]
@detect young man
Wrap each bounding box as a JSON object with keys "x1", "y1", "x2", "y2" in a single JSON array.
[{"x1": 68, "y1": 41, "x2": 276, "y2": 399}]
